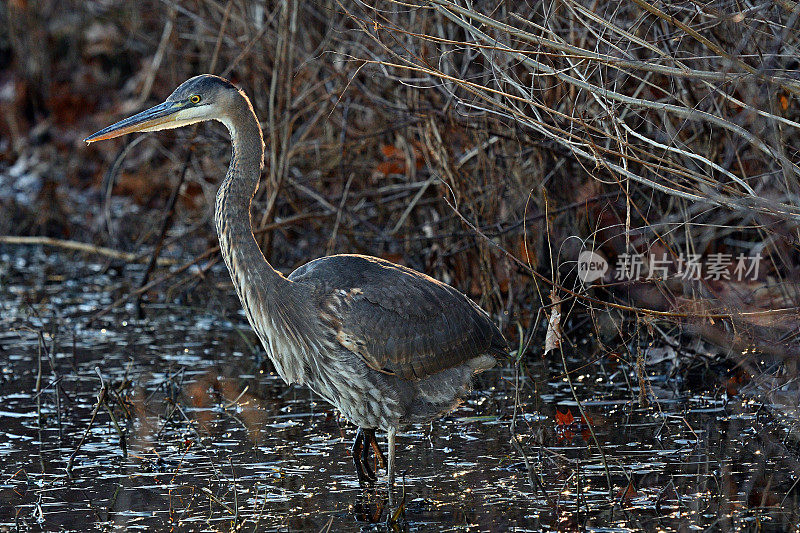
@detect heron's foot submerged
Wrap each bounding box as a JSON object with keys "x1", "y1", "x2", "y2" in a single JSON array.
[
  {"x1": 352, "y1": 488, "x2": 385, "y2": 523},
  {"x1": 387, "y1": 492, "x2": 406, "y2": 525},
  {"x1": 353, "y1": 428, "x2": 384, "y2": 483},
  {"x1": 350, "y1": 487, "x2": 404, "y2": 526}
]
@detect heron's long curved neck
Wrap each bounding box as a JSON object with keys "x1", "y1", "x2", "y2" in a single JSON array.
[
  {"x1": 214, "y1": 98, "x2": 286, "y2": 296},
  {"x1": 213, "y1": 96, "x2": 317, "y2": 386}
]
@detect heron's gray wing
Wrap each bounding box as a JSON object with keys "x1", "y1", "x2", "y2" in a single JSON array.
[{"x1": 289, "y1": 254, "x2": 508, "y2": 380}]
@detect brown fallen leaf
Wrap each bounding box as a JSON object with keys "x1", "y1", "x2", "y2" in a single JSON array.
[{"x1": 555, "y1": 408, "x2": 574, "y2": 426}]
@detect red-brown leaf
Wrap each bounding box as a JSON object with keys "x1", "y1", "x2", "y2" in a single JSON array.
[{"x1": 555, "y1": 409, "x2": 574, "y2": 426}]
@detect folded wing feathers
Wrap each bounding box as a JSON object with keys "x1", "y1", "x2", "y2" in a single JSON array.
[
  {"x1": 289, "y1": 255, "x2": 508, "y2": 381},
  {"x1": 327, "y1": 274, "x2": 506, "y2": 381}
]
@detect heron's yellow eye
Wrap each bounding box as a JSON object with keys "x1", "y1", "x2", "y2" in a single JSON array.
[{"x1": 190, "y1": 95, "x2": 201, "y2": 104}]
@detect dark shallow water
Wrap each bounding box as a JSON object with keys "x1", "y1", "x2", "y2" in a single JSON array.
[{"x1": 1, "y1": 248, "x2": 798, "y2": 531}]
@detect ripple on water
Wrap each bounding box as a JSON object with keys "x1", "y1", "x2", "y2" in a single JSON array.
[{"x1": 0, "y1": 249, "x2": 796, "y2": 532}]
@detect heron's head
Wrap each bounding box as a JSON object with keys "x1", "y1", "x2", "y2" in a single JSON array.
[{"x1": 85, "y1": 74, "x2": 245, "y2": 143}]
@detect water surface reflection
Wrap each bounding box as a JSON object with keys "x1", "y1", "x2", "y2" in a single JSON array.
[{"x1": 1, "y1": 250, "x2": 797, "y2": 531}]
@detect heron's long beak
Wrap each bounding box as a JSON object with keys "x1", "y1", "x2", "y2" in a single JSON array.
[{"x1": 84, "y1": 101, "x2": 185, "y2": 144}]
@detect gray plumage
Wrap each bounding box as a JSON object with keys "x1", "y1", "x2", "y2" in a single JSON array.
[{"x1": 85, "y1": 74, "x2": 509, "y2": 487}]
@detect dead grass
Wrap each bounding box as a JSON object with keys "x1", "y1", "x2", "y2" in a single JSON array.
[{"x1": 2, "y1": 0, "x2": 800, "y2": 445}]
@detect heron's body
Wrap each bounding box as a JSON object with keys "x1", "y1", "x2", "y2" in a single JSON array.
[{"x1": 86, "y1": 74, "x2": 508, "y2": 487}]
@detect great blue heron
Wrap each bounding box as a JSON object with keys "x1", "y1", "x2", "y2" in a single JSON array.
[{"x1": 86, "y1": 74, "x2": 508, "y2": 488}]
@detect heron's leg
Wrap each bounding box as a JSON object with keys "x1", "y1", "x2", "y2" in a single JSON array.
[
  {"x1": 363, "y1": 428, "x2": 386, "y2": 473},
  {"x1": 352, "y1": 428, "x2": 367, "y2": 483},
  {"x1": 386, "y1": 427, "x2": 397, "y2": 509},
  {"x1": 387, "y1": 427, "x2": 396, "y2": 487},
  {"x1": 353, "y1": 428, "x2": 376, "y2": 483},
  {"x1": 361, "y1": 429, "x2": 373, "y2": 475}
]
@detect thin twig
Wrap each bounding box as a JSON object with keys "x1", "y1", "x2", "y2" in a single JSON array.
[
  {"x1": 66, "y1": 369, "x2": 107, "y2": 480},
  {"x1": 0, "y1": 236, "x2": 178, "y2": 266}
]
